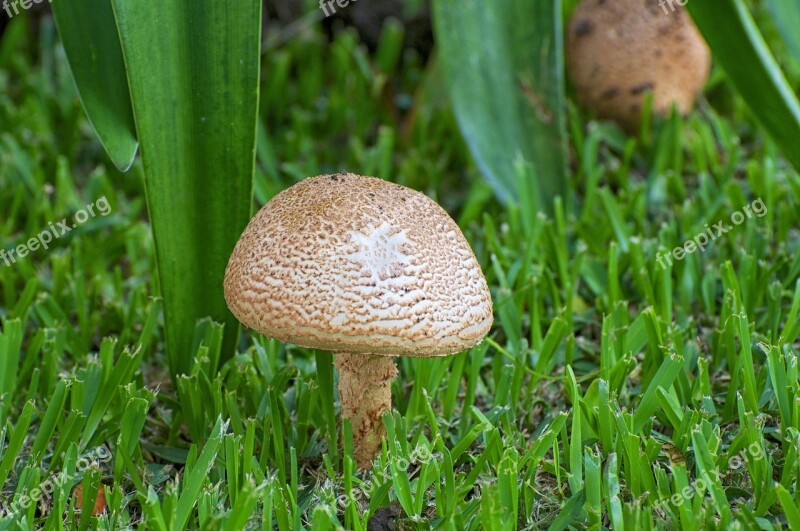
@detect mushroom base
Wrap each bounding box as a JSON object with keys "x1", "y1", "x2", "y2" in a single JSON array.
[{"x1": 334, "y1": 353, "x2": 397, "y2": 468}]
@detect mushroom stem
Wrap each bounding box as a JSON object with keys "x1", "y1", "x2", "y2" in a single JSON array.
[{"x1": 334, "y1": 352, "x2": 397, "y2": 468}]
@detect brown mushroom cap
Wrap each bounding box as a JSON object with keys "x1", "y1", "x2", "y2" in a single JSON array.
[
  {"x1": 566, "y1": 0, "x2": 711, "y2": 132},
  {"x1": 224, "y1": 173, "x2": 493, "y2": 357}
]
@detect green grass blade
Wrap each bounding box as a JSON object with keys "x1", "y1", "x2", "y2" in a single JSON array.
[
  {"x1": 0, "y1": 319, "x2": 22, "y2": 423},
  {"x1": 632, "y1": 352, "x2": 683, "y2": 432},
  {"x1": 81, "y1": 344, "x2": 143, "y2": 447},
  {"x1": 690, "y1": 429, "x2": 732, "y2": 525},
  {"x1": 780, "y1": 280, "x2": 800, "y2": 345},
  {"x1": 547, "y1": 491, "x2": 584, "y2": 531},
  {"x1": 432, "y1": 0, "x2": 567, "y2": 209},
  {"x1": 51, "y1": 0, "x2": 137, "y2": 171},
  {"x1": 736, "y1": 315, "x2": 759, "y2": 414},
  {"x1": 520, "y1": 412, "x2": 567, "y2": 470},
  {"x1": 78, "y1": 465, "x2": 102, "y2": 531},
  {"x1": 687, "y1": 0, "x2": 800, "y2": 171},
  {"x1": 776, "y1": 484, "x2": 800, "y2": 528},
  {"x1": 583, "y1": 448, "x2": 601, "y2": 527},
  {"x1": 314, "y1": 351, "x2": 338, "y2": 464},
  {"x1": 497, "y1": 447, "x2": 519, "y2": 524},
  {"x1": 0, "y1": 400, "x2": 33, "y2": 487},
  {"x1": 110, "y1": 0, "x2": 262, "y2": 375},
  {"x1": 223, "y1": 478, "x2": 260, "y2": 531},
  {"x1": 566, "y1": 366, "x2": 583, "y2": 493},
  {"x1": 764, "y1": 344, "x2": 791, "y2": 430},
  {"x1": 30, "y1": 379, "x2": 68, "y2": 460},
  {"x1": 175, "y1": 416, "x2": 227, "y2": 530},
  {"x1": 389, "y1": 447, "x2": 415, "y2": 517},
  {"x1": 604, "y1": 453, "x2": 623, "y2": 530},
  {"x1": 140, "y1": 487, "x2": 169, "y2": 531}
]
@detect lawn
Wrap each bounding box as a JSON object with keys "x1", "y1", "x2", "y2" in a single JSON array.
[{"x1": 1, "y1": 2, "x2": 800, "y2": 530}]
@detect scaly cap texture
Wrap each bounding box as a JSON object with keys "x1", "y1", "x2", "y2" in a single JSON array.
[{"x1": 224, "y1": 173, "x2": 493, "y2": 357}]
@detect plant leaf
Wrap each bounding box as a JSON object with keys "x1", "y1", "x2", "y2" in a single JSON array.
[
  {"x1": 764, "y1": 0, "x2": 800, "y2": 61},
  {"x1": 110, "y1": 0, "x2": 262, "y2": 375},
  {"x1": 688, "y1": 0, "x2": 800, "y2": 172},
  {"x1": 51, "y1": 0, "x2": 137, "y2": 171},
  {"x1": 432, "y1": 0, "x2": 568, "y2": 210}
]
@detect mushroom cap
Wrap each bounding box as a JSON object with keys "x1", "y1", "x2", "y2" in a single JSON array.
[
  {"x1": 566, "y1": 0, "x2": 711, "y2": 132},
  {"x1": 224, "y1": 173, "x2": 493, "y2": 357}
]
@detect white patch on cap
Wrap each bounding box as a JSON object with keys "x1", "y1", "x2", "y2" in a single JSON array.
[{"x1": 347, "y1": 222, "x2": 411, "y2": 282}]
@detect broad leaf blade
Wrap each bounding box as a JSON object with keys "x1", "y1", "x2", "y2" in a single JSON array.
[
  {"x1": 765, "y1": 0, "x2": 800, "y2": 62},
  {"x1": 51, "y1": 0, "x2": 137, "y2": 171},
  {"x1": 111, "y1": 0, "x2": 261, "y2": 375},
  {"x1": 688, "y1": 0, "x2": 800, "y2": 171},
  {"x1": 432, "y1": 0, "x2": 567, "y2": 210}
]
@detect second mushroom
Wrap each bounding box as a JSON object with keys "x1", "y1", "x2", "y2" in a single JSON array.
[{"x1": 224, "y1": 173, "x2": 493, "y2": 467}]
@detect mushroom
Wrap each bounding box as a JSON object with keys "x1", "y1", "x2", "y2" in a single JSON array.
[
  {"x1": 224, "y1": 173, "x2": 493, "y2": 467},
  {"x1": 566, "y1": 0, "x2": 711, "y2": 132}
]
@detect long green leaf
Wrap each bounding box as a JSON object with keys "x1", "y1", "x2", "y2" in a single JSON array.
[
  {"x1": 687, "y1": 0, "x2": 800, "y2": 172},
  {"x1": 765, "y1": 0, "x2": 800, "y2": 61},
  {"x1": 110, "y1": 0, "x2": 262, "y2": 375},
  {"x1": 51, "y1": 0, "x2": 137, "y2": 171},
  {"x1": 432, "y1": 0, "x2": 567, "y2": 210}
]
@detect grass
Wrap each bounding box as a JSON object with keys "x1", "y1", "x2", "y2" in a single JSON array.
[{"x1": 1, "y1": 8, "x2": 800, "y2": 530}]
